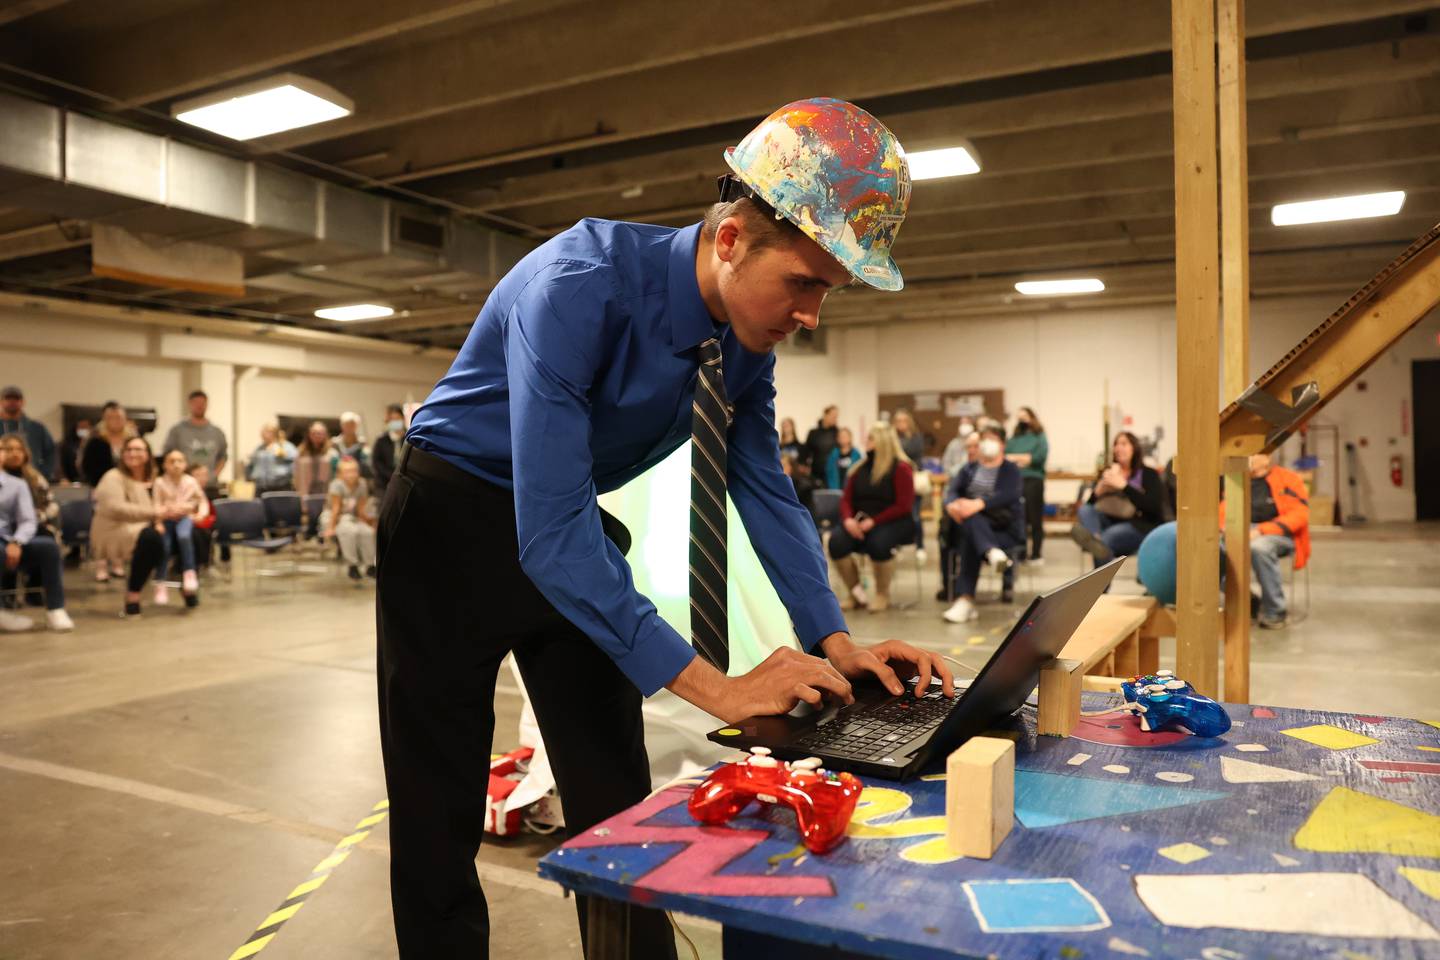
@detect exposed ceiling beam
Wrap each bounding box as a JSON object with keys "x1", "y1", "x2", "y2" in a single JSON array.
[
  {"x1": 260, "y1": 0, "x2": 989, "y2": 150},
  {"x1": 35, "y1": 0, "x2": 532, "y2": 108},
  {"x1": 304, "y1": 0, "x2": 1438, "y2": 184},
  {"x1": 0, "y1": 0, "x2": 69, "y2": 28}
]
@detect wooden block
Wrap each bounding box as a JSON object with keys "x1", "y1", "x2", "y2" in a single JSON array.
[
  {"x1": 1115, "y1": 628, "x2": 1140, "y2": 677},
  {"x1": 1037, "y1": 657, "x2": 1083, "y2": 738},
  {"x1": 1100, "y1": 651, "x2": 1116, "y2": 678},
  {"x1": 945, "y1": 736, "x2": 1014, "y2": 859}
]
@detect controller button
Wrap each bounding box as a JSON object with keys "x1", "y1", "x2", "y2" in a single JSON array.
[
  {"x1": 1164, "y1": 680, "x2": 1186, "y2": 690},
  {"x1": 757, "y1": 793, "x2": 778, "y2": 804},
  {"x1": 749, "y1": 746, "x2": 773, "y2": 756},
  {"x1": 749, "y1": 756, "x2": 779, "y2": 768},
  {"x1": 791, "y1": 757, "x2": 823, "y2": 771},
  {"x1": 1157, "y1": 669, "x2": 1174, "y2": 677}
]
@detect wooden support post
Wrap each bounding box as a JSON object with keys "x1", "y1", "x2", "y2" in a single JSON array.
[
  {"x1": 945, "y1": 736, "x2": 1014, "y2": 859},
  {"x1": 1037, "y1": 657, "x2": 1083, "y2": 737},
  {"x1": 1172, "y1": 0, "x2": 1222, "y2": 698},
  {"x1": 1219, "y1": 0, "x2": 1252, "y2": 704},
  {"x1": 1114, "y1": 628, "x2": 1141, "y2": 678}
]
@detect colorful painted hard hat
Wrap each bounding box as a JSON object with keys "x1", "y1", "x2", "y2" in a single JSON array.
[{"x1": 724, "y1": 97, "x2": 911, "y2": 292}]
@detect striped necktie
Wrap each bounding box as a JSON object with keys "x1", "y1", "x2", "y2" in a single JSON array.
[{"x1": 689, "y1": 337, "x2": 731, "y2": 672}]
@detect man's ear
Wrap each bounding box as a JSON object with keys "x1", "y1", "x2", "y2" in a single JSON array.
[{"x1": 714, "y1": 216, "x2": 743, "y2": 265}]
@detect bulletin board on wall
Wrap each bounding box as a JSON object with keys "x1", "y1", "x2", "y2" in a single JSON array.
[{"x1": 878, "y1": 389, "x2": 1006, "y2": 461}]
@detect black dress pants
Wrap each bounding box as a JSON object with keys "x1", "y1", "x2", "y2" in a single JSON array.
[{"x1": 376, "y1": 445, "x2": 676, "y2": 960}]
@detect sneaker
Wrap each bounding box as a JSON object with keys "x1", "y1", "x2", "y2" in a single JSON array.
[
  {"x1": 46, "y1": 609, "x2": 74, "y2": 632},
  {"x1": 0, "y1": 608, "x2": 34, "y2": 632},
  {"x1": 850, "y1": 583, "x2": 868, "y2": 608},
  {"x1": 1069, "y1": 524, "x2": 1114, "y2": 562},
  {"x1": 183, "y1": 592, "x2": 199, "y2": 609},
  {"x1": 94, "y1": 565, "x2": 110, "y2": 583},
  {"x1": 122, "y1": 601, "x2": 141, "y2": 618},
  {"x1": 986, "y1": 547, "x2": 1013, "y2": 575},
  {"x1": 364, "y1": 565, "x2": 377, "y2": 579},
  {"x1": 111, "y1": 564, "x2": 125, "y2": 578},
  {"x1": 1024, "y1": 557, "x2": 1045, "y2": 568},
  {"x1": 915, "y1": 548, "x2": 928, "y2": 564},
  {"x1": 943, "y1": 597, "x2": 978, "y2": 623},
  {"x1": 1001, "y1": 587, "x2": 1015, "y2": 604},
  {"x1": 153, "y1": 584, "x2": 169, "y2": 606},
  {"x1": 348, "y1": 565, "x2": 362, "y2": 581},
  {"x1": 1257, "y1": 613, "x2": 1287, "y2": 630},
  {"x1": 182, "y1": 570, "x2": 199, "y2": 593}
]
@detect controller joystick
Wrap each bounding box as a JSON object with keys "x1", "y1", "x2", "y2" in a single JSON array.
[
  {"x1": 1121, "y1": 674, "x2": 1231, "y2": 738},
  {"x1": 688, "y1": 747, "x2": 863, "y2": 854}
]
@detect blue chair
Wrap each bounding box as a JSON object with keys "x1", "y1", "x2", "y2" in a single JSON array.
[
  {"x1": 212, "y1": 499, "x2": 295, "y2": 585},
  {"x1": 811, "y1": 488, "x2": 842, "y2": 531},
  {"x1": 59, "y1": 498, "x2": 93, "y2": 558},
  {"x1": 261, "y1": 491, "x2": 304, "y2": 538},
  {"x1": 301, "y1": 493, "x2": 328, "y2": 540}
]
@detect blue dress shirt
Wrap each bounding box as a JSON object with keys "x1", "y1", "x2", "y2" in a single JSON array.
[
  {"x1": 0, "y1": 472, "x2": 37, "y2": 546},
  {"x1": 409, "y1": 219, "x2": 846, "y2": 695}
]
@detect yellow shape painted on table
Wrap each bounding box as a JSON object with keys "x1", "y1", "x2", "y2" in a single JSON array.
[
  {"x1": 1280, "y1": 724, "x2": 1380, "y2": 751},
  {"x1": 1295, "y1": 786, "x2": 1440, "y2": 858},
  {"x1": 1422, "y1": 721, "x2": 1440, "y2": 731},
  {"x1": 1418, "y1": 746, "x2": 1440, "y2": 753},
  {"x1": 1157, "y1": 842, "x2": 1211, "y2": 864},
  {"x1": 1401, "y1": 866, "x2": 1440, "y2": 901},
  {"x1": 845, "y1": 786, "x2": 960, "y2": 864}
]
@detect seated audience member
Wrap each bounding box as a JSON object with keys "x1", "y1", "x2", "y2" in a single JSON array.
[
  {"x1": 371, "y1": 404, "x2": 406, "y2": 501},
  {"x1": 829, "y1": 423, "x2": 916, "y2": 613},
  {"x1": 153, "y1": 450, "x2": 204, "y2": 608},
  {"x1": 187, "y1": 464, "x2": 216, "y2": 569},
  {"x1": 1070, "y1": 430, "x2": 1166, "y2": 565},
  {"x1": 892, "y1": 409, "x2": 927, "y2": 557},
  {"x1": 940, "y1": 425, "x2": 1023, "y2": 623},
  {"x1": 293, "y1": 421, "x2": 334, "y2": 496},
  {"x1": 91, "y1": 436, "x2": 175, "y2": 618},
  {"x1": 330, "y1": 412, "x2": 372, "y2": 479},
  {"x1": 804, "y1": 405, "x2": 840, "y2": 473},
  {"x1": 59, "y1": 417, "x2": 91, "y2": 485},
  {"x1": 824, "y1": 427, "x2": 861, "y2": 489},
  {"x1": 246, "y1": 422, "x2": 298, "y2": 494},
  {"x1": 0, "y1": 385, "x2": 56, "y2": 481},
  {"x1": 778, "y1": 417, "x2": 803, "y2": 464},
  {"x1": 0, "y1": 440, "x2": 73, "y2": 632},
  {"x1": 1220, "y1": 452, "x2": 1310, "y2": 629},
  {"x1": 1006, "y1": 406, "x2": 1049, "y2": 565},
  {"x1": 780, "y1": 454, "x2": 820, "y2": 513},
  {"x1": 1, "y1": 433, "x2": 61, "y2": 610},
  {"x1": 324, "y1": 457, "x2": 377, "y2": 580}
]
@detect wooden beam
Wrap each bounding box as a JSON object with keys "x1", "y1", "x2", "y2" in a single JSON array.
[
  {"x1": 1172, "y1": 0, "x2": 1222, "y2": 698},
  {"x1": 1220, "y1": 0, "x2": 1253, "y2": 703},
  {"x1": 0, "y1": 0, "x2": 69, "y2": 28}
]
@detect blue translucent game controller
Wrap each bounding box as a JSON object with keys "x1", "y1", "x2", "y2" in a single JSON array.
[{"x1": 1121, "y1": 670, "x2": 1232, "y2": 738}]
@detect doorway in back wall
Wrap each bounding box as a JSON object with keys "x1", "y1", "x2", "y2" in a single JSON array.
[{"x1": 1412, "y1": 359, "x2": 1440, "y2": 520}]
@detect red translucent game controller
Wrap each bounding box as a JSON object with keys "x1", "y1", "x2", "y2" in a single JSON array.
[{"x1": 688, "y1": 747, "x2": 864, "y2": 854}]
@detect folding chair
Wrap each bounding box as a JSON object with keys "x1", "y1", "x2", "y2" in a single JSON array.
[{"x1": 212, "y1": 499, "x2": 296, "y2": 587}]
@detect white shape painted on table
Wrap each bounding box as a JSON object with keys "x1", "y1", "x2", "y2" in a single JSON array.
[
  {"x1": 1103, "y1": 764, "x2": 1130, "y2": 775},
  {"x1": 1220, "y1": 755, "x2": 1321, "y2": 784},
  {"x1": 1107, "y1": 936, "x2": 1151, "y2": 956},
  {"x1": 1210, "y1": 836, "x2": 1230, "y2": 846},
  {"x1": 1134, "y1": 873, "x2": 1440, "y2": 939},
  {"x1": 1272, "y1": 853, "x2": 1301, "y2": 867},
  {"x1": 1067, "y1": 753, "x2": 1092, "y2": 766},
  {"x1": 1234, "y1": 743, "x2": 1269, "y2": 752},
  {"x1": 1155, "y1": 771, "x2": 1194, "y2": 783}
]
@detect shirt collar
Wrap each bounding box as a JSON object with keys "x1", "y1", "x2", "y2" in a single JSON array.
[{"x1": 667, "y1": 222, "x2": 721, "y2": 355}]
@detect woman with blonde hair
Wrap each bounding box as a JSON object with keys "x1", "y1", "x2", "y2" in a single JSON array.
[{"x1": 828, "y1": 421, "x2": 916, "y2": 612}]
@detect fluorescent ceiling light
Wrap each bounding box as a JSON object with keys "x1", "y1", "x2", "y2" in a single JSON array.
[
  {"x1": 907, "y1": 144, "x2": 982, "y2": 180},
  {"x1": 1015, "y1": 278, "x2": 1105, "y2": 296},
  {"x1": 173, "y1": 73, "x2": 353, "y2": 140},
  {"x1": 314, "y1": 304, "x2": 393, "y2": 322},
  {"x1": 1270, "y1": 191, "x2": 1406, "y2": 226}
]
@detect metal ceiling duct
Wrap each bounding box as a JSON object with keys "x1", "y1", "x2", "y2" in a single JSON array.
[{"x1": 0, "y1": 90, "x2": 530, "y2": 299}]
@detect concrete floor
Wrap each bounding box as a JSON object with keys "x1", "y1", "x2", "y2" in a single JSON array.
[{"x1": 2, "y1": 521, "x2": 1436, "y2": 959}]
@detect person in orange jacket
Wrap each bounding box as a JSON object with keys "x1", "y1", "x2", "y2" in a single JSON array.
[{"x1": 1220, "y1": 452, "x2": 1310, "y2": 629}]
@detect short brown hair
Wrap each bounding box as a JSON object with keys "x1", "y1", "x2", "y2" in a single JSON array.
[{"x1": 701, "y1": 197, "x2": 805, "y2": 253}]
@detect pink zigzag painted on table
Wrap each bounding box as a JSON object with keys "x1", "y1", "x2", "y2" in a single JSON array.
[{"x1": 564, "y1": 788, "x2": 836, "y2": 899}]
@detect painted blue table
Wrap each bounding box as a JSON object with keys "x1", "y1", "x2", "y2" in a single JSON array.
[{"x1": 539, "y1": 696, "x2": 1440, "y2": 959}]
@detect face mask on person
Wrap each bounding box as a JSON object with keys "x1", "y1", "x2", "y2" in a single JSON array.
[
  {"x1": 76, "y1": 428, "x2": 90, "y2": 440},
  {"x1": 958, "y1": 423, "x2": 975, "y2": 438},
  {"x1": 387, "y1": 418, "x2": 404, "y2": 434},
  {"x1": 979, "y1": 438, "x2": 1002, "y2": 459},
  {"x1": 1015, "y1": 420, "x2": 1030, "y2": 434}
]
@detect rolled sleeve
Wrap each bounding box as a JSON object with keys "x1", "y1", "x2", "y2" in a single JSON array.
[
  {"x1": 726, "y1": 359, "x2": 847, "y2": 651},
  {"x1": 505, "y1": 265, "x2": 695, "y2": 696}
]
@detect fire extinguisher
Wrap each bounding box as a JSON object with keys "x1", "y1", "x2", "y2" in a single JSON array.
[{"x1": 1391, "y1": 455, "x2": 1403, "y2": 487}]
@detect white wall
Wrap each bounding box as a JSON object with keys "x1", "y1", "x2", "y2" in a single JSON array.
[
  {"x1": 0, "y1": 305, "x2": 450, "y2": 482},
  {"x1": 772, "y1": 293, "x2": 1440, "y2": 522}
]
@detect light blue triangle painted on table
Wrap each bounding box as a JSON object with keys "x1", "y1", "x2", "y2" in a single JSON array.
[{"x1": 1015, "y1": 770, "x2": 1229, "y2": 828}]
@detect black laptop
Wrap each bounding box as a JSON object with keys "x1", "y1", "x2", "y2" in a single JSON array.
[{"x1": 706, "y1": 558, "x2": 1125, "y2": 780}]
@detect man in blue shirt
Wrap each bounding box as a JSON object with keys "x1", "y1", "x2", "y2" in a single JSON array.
[{"x1": 378, "y1": 99, "x2": 950, "y2": 959}]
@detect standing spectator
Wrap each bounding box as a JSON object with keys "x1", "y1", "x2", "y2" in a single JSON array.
[
  {"x1": 823, "y1": 427, "x2": 861, "y2": 489},
  {"x1": 0, "y1": 437, "x2": 73, "y2": 631},
  {"x1": 829, "y1": 422, "x2": 916, "y2": 613},
  {"x1": 330, "y1": 411, "x2": 372, "y2": 479},
  {"x1": 163, "y1": 390, "x2": 228, "y2": 495},
  {"x1": 803, "y1": 405, "x2": 839, "y2": 474},
  {"x1": 1005, "y1": 406, "x2": 1049, "y2": 565},
  {"x1": 1220, "y1": 452, "x2": 1310, "y2": 629},
  {"x1": 0, "y1": 385, "x2": 57, "y2": 481},
  {"x1": 324, "y1": 457, "x2": 376, "y2": 580},
  {"x1": 153, "y1": 449, "x2": 204, "y2": 608},
  {"x1": 371, "y1": 404, "x2": 405, "y2": 501},
  {"x1": 892, "y1": 409, "x2": 927, "y2": 559},
  {"x1": 940, "y1": 425, "x2": 1023, "y2": 622},
  {"x1": 90, "y1": 436, "x2": 174, "y2": 618},
  {"x1": 293, "y1": 422, "x2": 334, "y2": 496},
  {"x1": 1070, "y1": 431, "x2": 1166, "y2": 566},
  {"x1": 777, "y1": 417, "x2": 803, "y2": 463},
  {"x1": 59, "y1": 417, "x2": 91, "y2": 484},
  {"x1": 246, "y1": 422, "x2": 298, "y2": 494}
]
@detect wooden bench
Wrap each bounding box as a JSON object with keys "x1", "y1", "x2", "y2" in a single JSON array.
[{"x1": 1057, "y1": 594, "x2": 1169, "y2": 686}]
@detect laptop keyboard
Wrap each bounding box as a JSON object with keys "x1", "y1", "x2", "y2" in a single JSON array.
[{"x1": 794, "y1": 686, "x2": 959, "y2": 761}]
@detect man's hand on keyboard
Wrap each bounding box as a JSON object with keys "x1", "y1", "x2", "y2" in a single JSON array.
[{"x1": 820, "y1": 634, "x2": 956, "y2": 699}]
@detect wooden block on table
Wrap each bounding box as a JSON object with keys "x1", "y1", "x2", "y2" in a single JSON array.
[
  {"x1": 1037, "y1": 657, "x2": 1083, "y2": 737},
  {"x1": 945, "y1": 736, "x2": 1014, "y2": 859}
]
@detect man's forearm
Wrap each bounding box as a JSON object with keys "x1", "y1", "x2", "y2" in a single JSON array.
[{"x1": 665, "y1": 654, "x2": 726, "y2": 714}]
